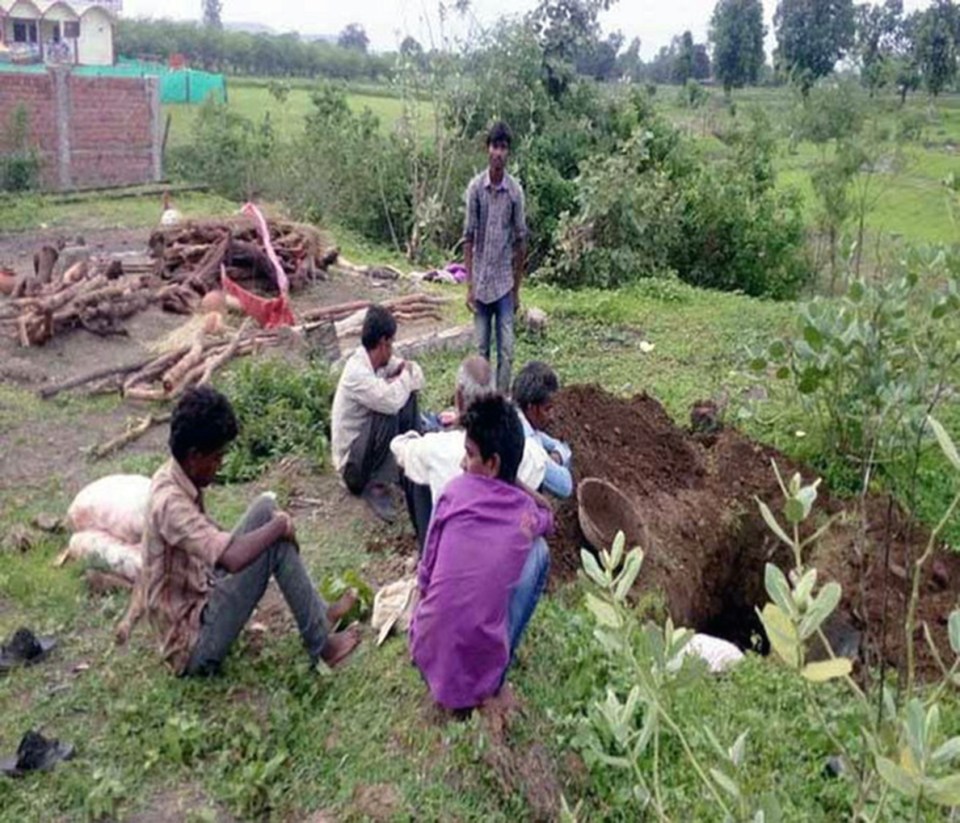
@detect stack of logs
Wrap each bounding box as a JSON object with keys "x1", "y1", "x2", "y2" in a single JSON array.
[
  {"x1": 149, "y1": 218, "x2": 338, "y2": 295},
  {"x1": 0, "y1": 218, "x2": 339, "y2": 347},
  {"x1": 0, "y1": 260, "x2": 196, "y2": 347},
  {"x1": 39, "y1": 293, "x2": 452, "y2": 402}
]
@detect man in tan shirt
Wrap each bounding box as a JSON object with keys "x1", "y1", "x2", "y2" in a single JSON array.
[{"x1": 141, "y1": 386, "x2": 360, "y2": 676}]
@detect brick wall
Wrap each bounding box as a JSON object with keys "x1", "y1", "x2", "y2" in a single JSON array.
[{"x1": 0, "y1": 70, "x2": 160, "y2": 190}]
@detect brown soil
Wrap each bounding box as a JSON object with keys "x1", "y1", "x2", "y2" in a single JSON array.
[{"x1": 550, "y1": 384, "x2": 960, "y2": 676}]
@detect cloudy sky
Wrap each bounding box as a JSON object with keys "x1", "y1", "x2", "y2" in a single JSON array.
[{"x1": 122, "y1": 0, "x2": 932, "y2": 58}]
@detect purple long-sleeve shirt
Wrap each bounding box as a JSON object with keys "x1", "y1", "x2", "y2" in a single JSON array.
[{"x1": 409, "y1": 473, "x2": 553, "y2": 710}]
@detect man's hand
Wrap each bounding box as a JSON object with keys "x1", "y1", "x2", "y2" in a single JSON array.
[
  {"x1": 549, "y1": 450, "x2": 563, "y2": 465},
  {"x1": 275, "y1": 511, "x2": 297, "y2": 544},
  {"x1": 466, "y1": 285, "x2": 476, "y2": 314}
]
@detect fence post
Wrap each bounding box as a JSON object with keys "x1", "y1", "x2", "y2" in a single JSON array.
[{"x1": 148, "y1": 76, "x2": 162, "y2": 182}]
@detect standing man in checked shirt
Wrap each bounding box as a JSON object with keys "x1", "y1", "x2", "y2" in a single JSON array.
[{"x1": 463, "y1": 121, "x2": 527, "y2": 394}]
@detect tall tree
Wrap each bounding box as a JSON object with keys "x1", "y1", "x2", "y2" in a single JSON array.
[
  {"x1": 774, "y1": 0, "x2": 856, "y2": 93},
  {"x1": 202, "y1": 0, "x2": 222, "y2": 30},
  {"x1": 338, "y1": 23, "x2": 370, "y2": 53},
  {"x1": 692, "y1": 43, "x2": 712, "y2": 79},
  {"x1": 673, "y1": 30, "x2": 696, "y2": 83},
  {"x1": 916, "y1": 0, "x2": 958, "y2": 96},
  {"x1": 709, "y1": 0, "x2": 766, "y2": 94},
  {"x1": 528, "y1": 0, "x2": 618, "y2": 98},
  {"x1": 854, "y1": 0, "x2": 903, "y2": 94}
]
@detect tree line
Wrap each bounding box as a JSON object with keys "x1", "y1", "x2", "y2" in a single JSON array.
[{"x1": 117, "y1": 0, "x2": 960, "y2": 99}]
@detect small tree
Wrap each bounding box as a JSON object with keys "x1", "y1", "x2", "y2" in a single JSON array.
[
  {"x1": 774, "y1": 0, "x2": 856, "y2": 93},
  {"x1": 709, "y1": 0, "x2": 766, "y2": 94},
  {"x1": 854, "y1": 0, "x2": 904, "y2": 95},
  {"x1": 673, "y1": 30, "x2": 696, "y2": 83},
  {"x1": 338, "y1": 23, "x2": 369, "y2": 53}
]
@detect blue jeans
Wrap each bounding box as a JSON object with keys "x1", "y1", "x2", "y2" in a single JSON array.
[
  {"x1": 475, "y1": 292, "x2": 515, "y2": 394},
  {"x1": 506, "y1": 537, "x2": 549, "y2": 663}
]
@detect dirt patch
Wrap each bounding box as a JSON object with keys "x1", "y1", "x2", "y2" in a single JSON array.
[
  {"x1": 549, "y1": 384, "x2": 960, "y2": 675},
  {"x1": 350, "y1": 783, "x2": 404, "y2": 821},
  {"x1": 126, "y1": 784, "x2": 236, "y2": 822}
]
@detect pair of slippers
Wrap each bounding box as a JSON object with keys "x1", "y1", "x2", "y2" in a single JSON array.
[
  {"x1": 0, "y1": 627, "x2": 56, "y2": 674},
  {"x1": 0, "y1": 629, "x2": 71, "y2": 778},
  {"x1": 1, "y1": 731, "x2": 74, "y2": 778}
]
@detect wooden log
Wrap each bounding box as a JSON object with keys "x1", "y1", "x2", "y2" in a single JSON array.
[
  {"x1": 39, "y1": 357, "x2": 158, "y2": 399},
  {"x1": 185, "y1": 233, "x2": 229, "y2": 292},
  {"x1": 198, "y1": 318, "x2": 253, "y2": 386},
  {"x1": 33, "y1": 244, "x2": 59, "y2": 284},
  {"x1": 162, "y1": 333, "x2": 206, "y2": 393},
  {"x1": 123, "y1": 346, "x2": 192, "y2": 392},
  {"x1": 91, "y1": 412, "x2": 172, "y2": 459}
]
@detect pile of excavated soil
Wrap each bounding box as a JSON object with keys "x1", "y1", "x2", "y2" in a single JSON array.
[{"x1": 549, "y1": 384, "x2": 960, "y2": 675}]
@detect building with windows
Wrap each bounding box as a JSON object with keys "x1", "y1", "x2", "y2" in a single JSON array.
[{"x1": 0, "y1": 0, "x2": 119, "y2": 66}]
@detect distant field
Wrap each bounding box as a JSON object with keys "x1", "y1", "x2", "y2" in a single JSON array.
[
  {"x1": 163, "y1": 83, "x2": 435, "y2": 149},
  {"x1": 656, "y1": 86, "x2": 960, "y2": 246}
]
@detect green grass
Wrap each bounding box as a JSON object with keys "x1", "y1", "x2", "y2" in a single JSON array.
[
  {"x1": 163, "y1": 87, "x2": 435, "y2": 149},
  {"x1": 0, "y1": 271, "x2": 958, "y2": 819},
  {"x1": 0, "y1": 190, "x2": 237, "y2": 234}
]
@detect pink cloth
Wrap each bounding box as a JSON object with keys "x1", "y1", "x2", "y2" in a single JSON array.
[{"x1": 409, "y1": 473, "x2": 553, "y2": 710}]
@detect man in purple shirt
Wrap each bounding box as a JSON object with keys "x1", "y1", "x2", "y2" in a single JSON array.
[
  {"x1": 410, "y1": 395, "x2": 553, "y2": 712},
  {"x1": 464, "y1": 121, "x2": 527, "y2": 394}
]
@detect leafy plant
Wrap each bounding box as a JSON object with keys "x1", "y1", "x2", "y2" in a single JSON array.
[
  {"x1": 1, "y1": 105, "x2": 41, "y2": 193},
  {"x1": 219, "y1": 358, "x2": 335, "y2": 483},
  {"x1": 319, "y1": 569, "x2": 374, "y2": 623}
]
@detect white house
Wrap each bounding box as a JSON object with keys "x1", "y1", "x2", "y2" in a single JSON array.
[{"x1": 0, "y1": 0, "x2": 119, "y2": 66}]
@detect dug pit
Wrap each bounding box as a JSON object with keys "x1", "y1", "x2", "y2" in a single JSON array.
[{"x1": 549, "y1": 385, "x2": 960, "y2": 674}]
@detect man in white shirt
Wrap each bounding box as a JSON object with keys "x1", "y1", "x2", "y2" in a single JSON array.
[
  {"x1": 331, "y1": 306, "x2": 425, "y2": 521},
  {"x1": 390, "y1": 355, "x2": 547, "y2": 547}
]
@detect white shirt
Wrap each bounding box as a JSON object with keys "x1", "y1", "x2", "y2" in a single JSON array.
[
  {"x1": 390, "y1": 426, "x2": 548, "y2": 501},
  {"x1": 331, "y1": 347, "x2": 425, "y2": 472}
]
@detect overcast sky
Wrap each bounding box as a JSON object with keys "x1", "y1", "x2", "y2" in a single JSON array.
[{"x1": 122, "y1": 0, "x2": 933, "y2": 59}]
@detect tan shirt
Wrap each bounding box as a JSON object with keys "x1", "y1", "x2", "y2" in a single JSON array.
[
  {"x1": 330, "y1": 347, "x2": 425, "y2": 473},
  {"x1": 143, "y1": 459, "x2": 233, "y2": 674}
]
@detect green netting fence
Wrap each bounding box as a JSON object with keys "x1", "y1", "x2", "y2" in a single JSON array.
[{"x1": 0, "y1": 58, "x2": 226, "y2": 104}]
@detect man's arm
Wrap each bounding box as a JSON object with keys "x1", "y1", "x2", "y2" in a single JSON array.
[
  {"x1": 345, "y1": 367, "x2": 423, "y2": 416},
  {"x1": 218, "y1": 513, "x2": 294, "y2": 574},
  {"x1": 465, "y1": 241, "x2": 476, "y2": 313},
  {"x1": 541, "y1": 458, "x2": 573, "y2": 499},
  {"x1": 463, "y1": 180, "x2": 478, "y2": 313},
  {"x1": 511, "y1": 185, "x2": 527, "y2": 308}
]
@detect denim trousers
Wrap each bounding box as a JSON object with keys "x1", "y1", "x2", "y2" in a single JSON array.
[
  {"x1": 474, "y1": 292, "x2": 515, "y2": 394},
  {"x1": 506, "y1": 536, "x2": 549, "y2": 662},
  {"x1": 184, "y1": 494, "x2": 329, "y2": 676}
]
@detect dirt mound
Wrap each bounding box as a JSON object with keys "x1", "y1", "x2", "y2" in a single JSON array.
[{"x1": 549, "y1": 384, "x2": 960, "y2": 676}]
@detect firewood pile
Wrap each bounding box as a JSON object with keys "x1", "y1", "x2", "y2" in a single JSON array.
[
  {"x1": 0, "y1": 260, "x2": 197, "y2": 347},
  {"x1": 149, "y1": 217, "x2": 338, "y2": 295},
  {"x1": 39, "y1": 292, "x2": 452, "y2": 403}
]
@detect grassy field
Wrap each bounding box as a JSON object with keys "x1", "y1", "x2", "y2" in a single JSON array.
[
  {"x1": 163, "y1": 85, "x2": 435, "y2": 150},
  {"x1": 1, "y1": 232, "x2": 958, "y2": 818},
  {"x1": 657, "y1": 85, "x2": 960, "y2": 247}
]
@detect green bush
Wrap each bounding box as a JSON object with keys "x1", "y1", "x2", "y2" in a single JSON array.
[
  {"x1": 1, "y1": 105, "x2": 41, "y2": 193},
  {"x1": 219, "y1": 359, "x2": 335, "y2": 483}
]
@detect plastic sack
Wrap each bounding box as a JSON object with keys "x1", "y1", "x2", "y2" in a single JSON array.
[
  {"x1": 56, "y1": 530, "x2": 142, "y2": 582},
  {"x1": 670, "y1": 633, "x2": 745, "y2": 674},
  {"x1": 66, "y1": 475, "x2": 150, "y2": 545}
]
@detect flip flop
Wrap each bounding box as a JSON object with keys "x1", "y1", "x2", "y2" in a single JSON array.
[
  {"x1": 0, "y1": 730, "x2": 74, "y2": 777},
  {"x1": 361, "y1": 485, "x2": 397, "y2": 523},
  {"x1": 0, "y1": 628, "x2": 57, "y2": 674}
]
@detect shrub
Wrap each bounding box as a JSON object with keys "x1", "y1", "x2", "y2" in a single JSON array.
[
  {"x1": 219, "y1": 359, "x2": 335, "y2": 483},
  {"x1": 0, "y1": 105, "x2": 41, "y2": 193}
]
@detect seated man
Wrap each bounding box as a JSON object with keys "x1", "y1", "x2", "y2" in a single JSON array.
[
  {"x1": 143, "y1": 386, "x2": 361, "y2": 677},
  {"x1": 512, "y1": 361, "x2": 573, "y2": 499},
  {"x1": 410, "y1": 396, "x2": 553, "y2": 712},
  {"x1": 390, "y1": 355, "x2": 547, "y2": 548},
  {"x1": 331, "y1": 305, "x2": 425, "y2": 521}
]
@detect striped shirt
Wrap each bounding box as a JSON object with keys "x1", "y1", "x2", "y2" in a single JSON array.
[{"x1": 463, "y1": 170, "x2": 527, "y2": 305}]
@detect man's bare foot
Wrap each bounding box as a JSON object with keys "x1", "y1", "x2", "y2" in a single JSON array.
[
  {"x1": 327, "y1": 589, "x2": 358, "y2": 624},
  {"x1": 320, "y1": 624, "x2": 362, "y2": 669}
]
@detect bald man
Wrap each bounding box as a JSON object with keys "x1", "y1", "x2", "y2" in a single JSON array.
[{"x1": 391, "y1": 356, "x2": 548, "y2": 548}]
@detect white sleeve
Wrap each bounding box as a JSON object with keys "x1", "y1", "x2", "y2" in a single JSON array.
[
  {"x1": 518, "y1": 436, "x2": 548, "y2": 492},
  {"x1": 390, "y1": 431, "x2": 434, "y2": 487},
  {"x1": 343, "y1": 367, "x2": 416, "y2": 415}
]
